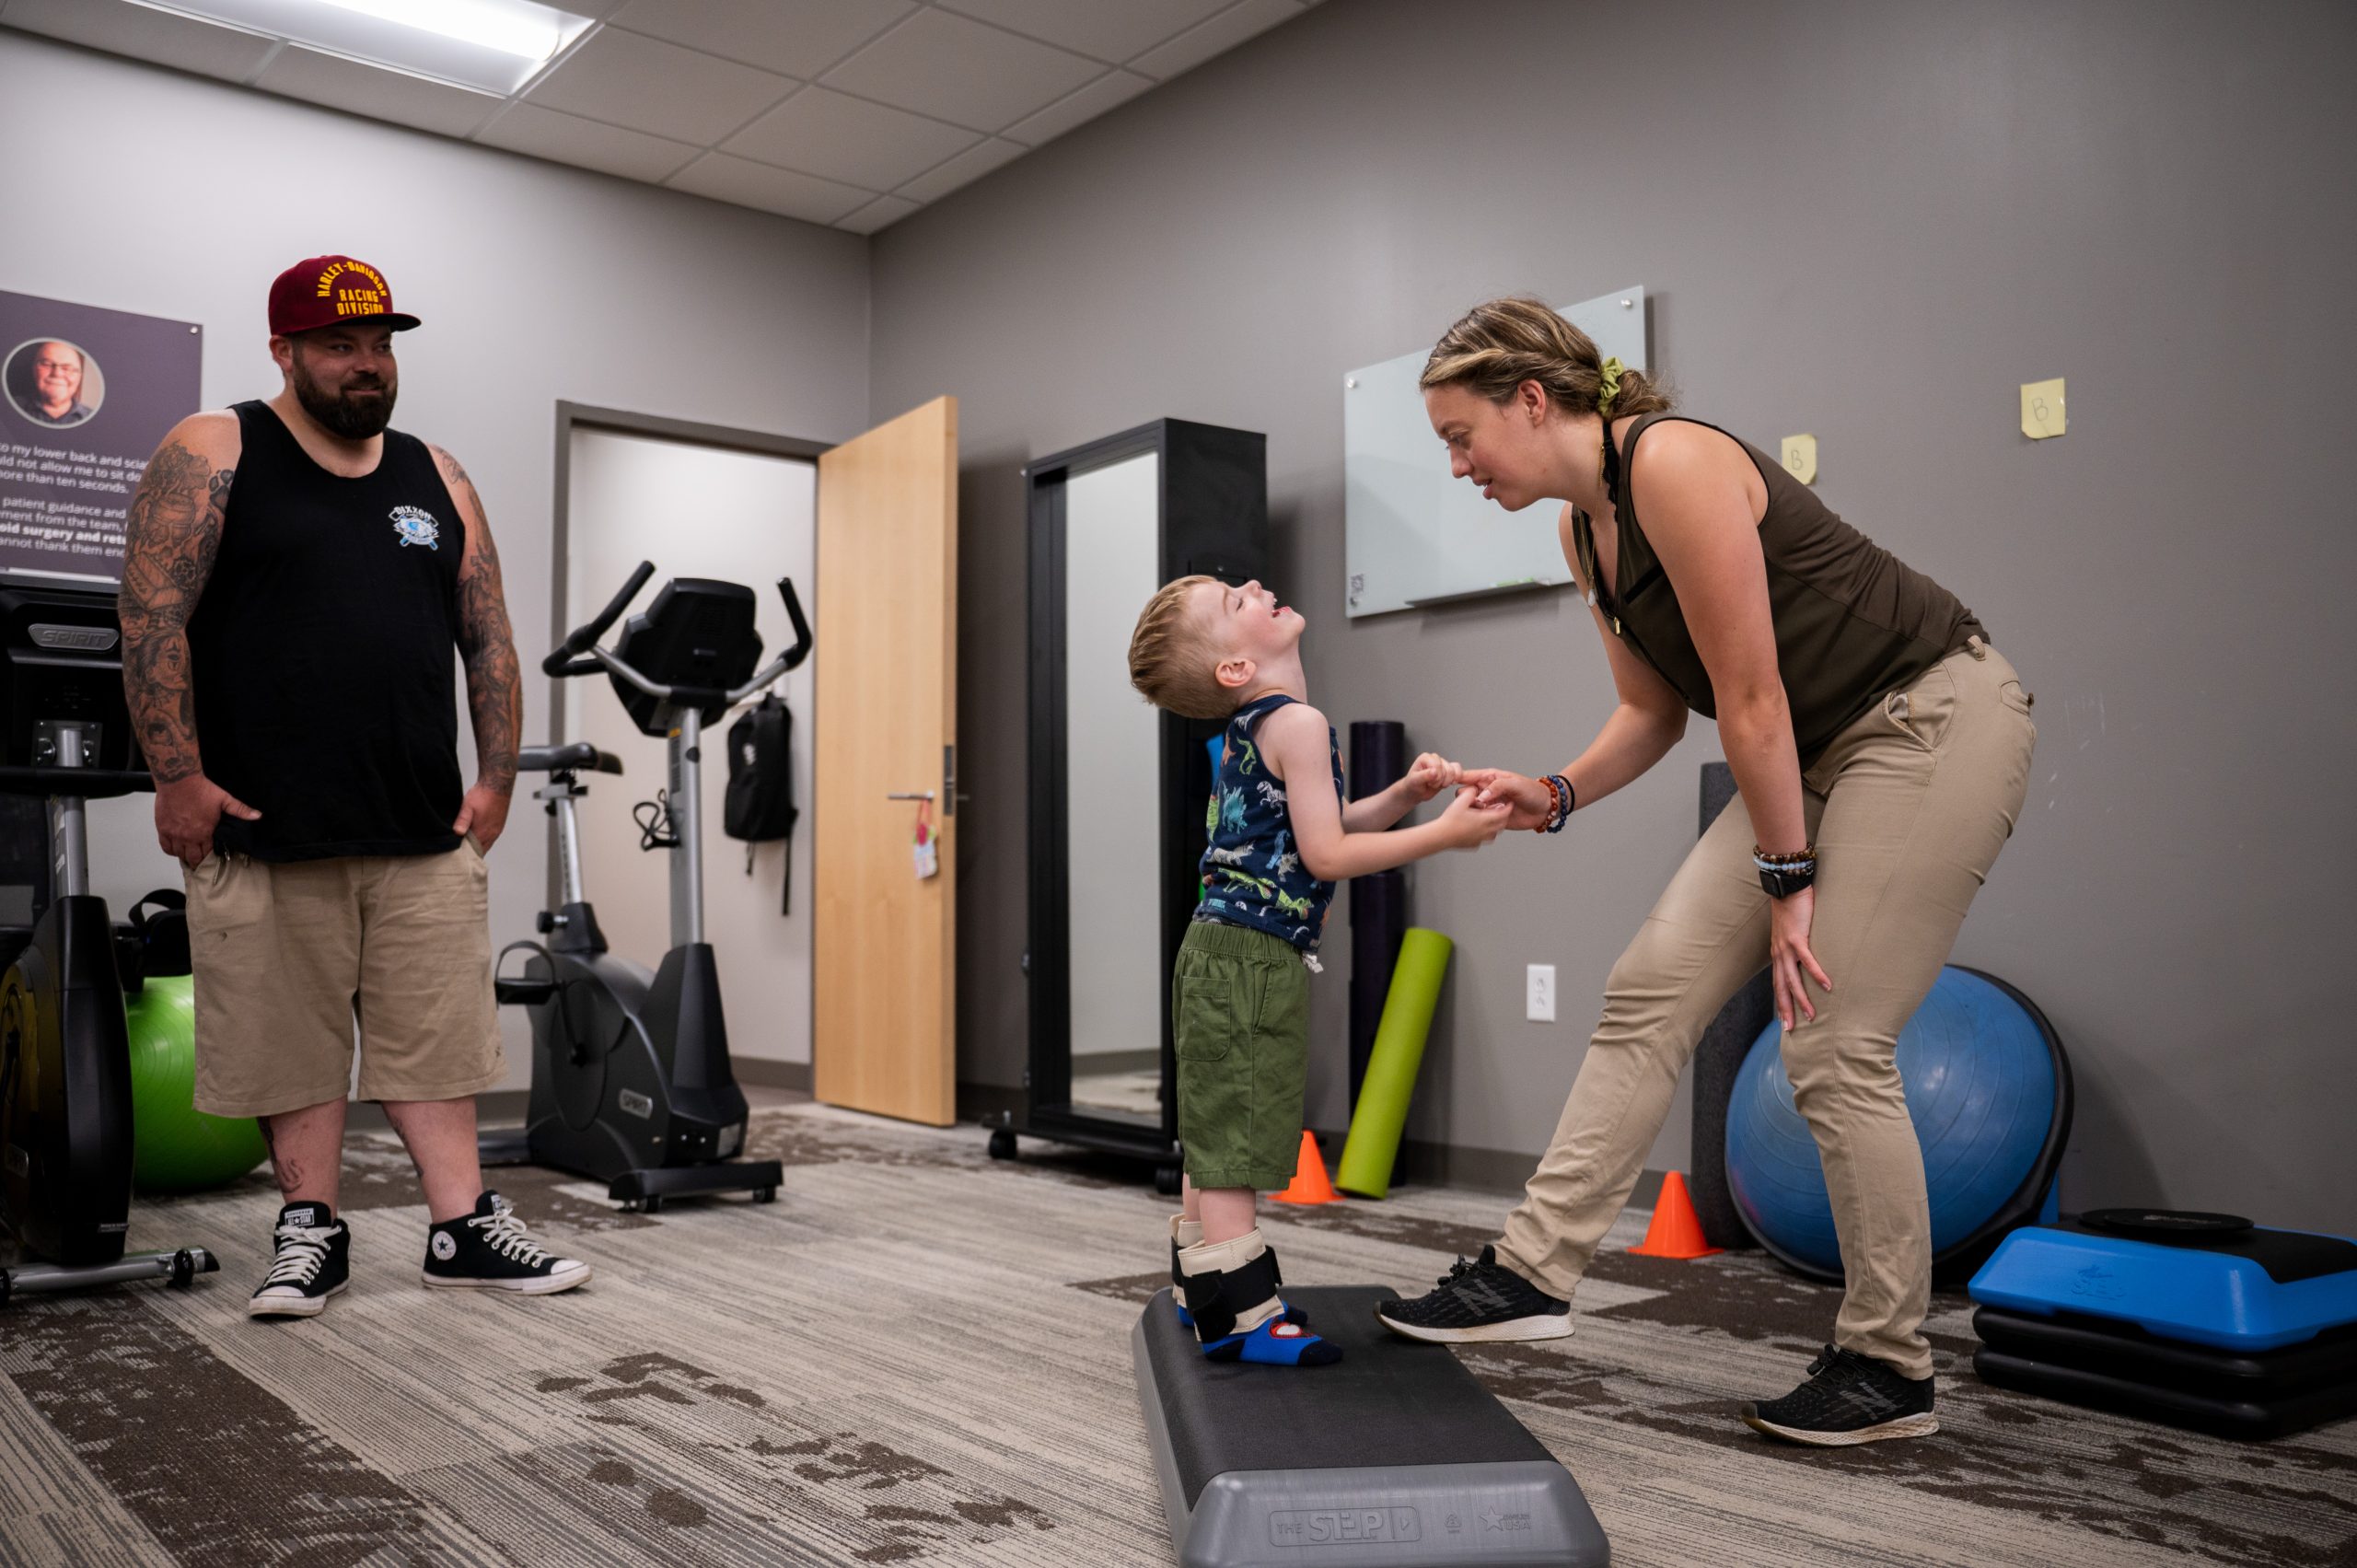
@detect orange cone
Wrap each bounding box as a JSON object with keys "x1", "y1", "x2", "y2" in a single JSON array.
[
  {"x1": 1269, "y1": 1131, "x2": 1341, "y2": 1205},
  {"x1": 1627, "y1": 1170, "x2": 1723, "y2": 1258}
]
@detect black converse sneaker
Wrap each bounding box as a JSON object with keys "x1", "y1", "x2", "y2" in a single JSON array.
[
  {"x1": 250, "y1": 1201, "x2": 349, "y2": 1318},
  {"x1": 1376, "y1": 1245, "x2": 1573, "y2": 1343},
  {"x1": 1740, "y1": 1344, "x2": 1939, "y2": 1446},
  {"x1": 421, "y1": 1191, "x2": 591, "y2": 1294}
]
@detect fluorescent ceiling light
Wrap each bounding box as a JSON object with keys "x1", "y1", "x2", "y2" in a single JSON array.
[
  {"x1": 314, "y1": 0, "x2": 573, "y2": 62},
  {"x1": 135, "y1": 0, "x2": 595, "y2": 94}
]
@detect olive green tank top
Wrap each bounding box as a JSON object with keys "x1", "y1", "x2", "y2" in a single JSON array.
[{"x1": 1571, "y1": 413, "x2": 1985, "y2": 762}]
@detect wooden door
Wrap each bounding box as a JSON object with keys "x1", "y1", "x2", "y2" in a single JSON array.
[{"x1": 814, "y1": 396, "x2": 958, "y2": 1123}]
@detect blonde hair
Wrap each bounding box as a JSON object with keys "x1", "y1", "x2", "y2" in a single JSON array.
[
  {"x1": 1128, "y1": 575, "x2": 1237, "y2": 721},
  {"x1": 1420, "y1": 296, "x2": 1673, "y2": 420}
]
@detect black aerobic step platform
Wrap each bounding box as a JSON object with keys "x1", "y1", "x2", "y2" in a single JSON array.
[
  {"x1": 1973, "y1": 1307, "x2": 2357, "y2": 1397},
  {"x1": 1132, "y1": 1284, "x2": 1610, "y2": 1567}
]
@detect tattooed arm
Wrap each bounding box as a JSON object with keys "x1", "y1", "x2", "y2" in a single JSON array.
[
  {"x1": 120, "y1": 413, "x2": 261, "y2": 865},
  {"x1": 433, "y1": 444, "x2": 521, "y2": 851}
]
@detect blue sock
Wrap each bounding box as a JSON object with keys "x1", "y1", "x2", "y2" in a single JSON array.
[{"x1": 1201, "y1": 1308, "x2": 1342, "y2": 1366}]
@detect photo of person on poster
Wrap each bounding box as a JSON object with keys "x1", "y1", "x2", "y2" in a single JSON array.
[{"x1": 6, "y1": 337, "x2": 104, "y2": 428}]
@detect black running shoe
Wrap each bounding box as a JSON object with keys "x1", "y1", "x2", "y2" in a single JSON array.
[
  {"x1": 250, "y1": 1201, "x2": 349, "y2": 1318},
  {"x1": 421, "y1": 1191, "x2": 590, "y2": 1295},
  {"x1": 1741, "y1": 1344, "x2": 1938, "y2": 1446},
  {"x1": 1376, "y1": 1245, "x2": 1573, "y2": 1343}
]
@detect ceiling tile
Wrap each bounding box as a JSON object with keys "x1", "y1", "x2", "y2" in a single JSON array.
[
  {"x1": 724, "y1": 86, "x2": 976, "y2": 191},
  {"x1": 1130, "y1": 0, "x2": 1304, "y2": 81},
  {"x1": 667, "y1": 152, "x2": 875, "y2": 225},
  {"x1": 999, "y1": 68, "x2": 1151, "y2": 146},
  {"x1": 474, "y1": 102, "x2": 700, "y2": 183},
  {"x1": 2, "y1": 0, "x2": 277, "y2": 84},
  {"x1": 933, "y1": 0, "x2": 1234, "y2": 65},
  {"x1": 835, "y1": 194, "x2": 921, "y2": 235},
  {"x1": 606, "y1": 0, "x2": 914, "y2": 81},
  {"x1": 526, "y1": 27, "x2": 794, "y2": 145},
  {"x1": 820, "y1": 8, "x2": 1099, "y2": 133},
  {"x1": 255, "y1": 45, "x2": 500, "y2": 139},
  {"x1": 891, "y1": 135, "x2": 1024, "y2": 203}
]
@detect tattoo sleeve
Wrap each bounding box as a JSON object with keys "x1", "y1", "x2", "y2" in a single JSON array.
[
  {"x1": 439, "y1": 448, "x2": 522, "y2": 792},
  {"x1": 118, "y1": 440, "x2": 233, "y2": 785}
]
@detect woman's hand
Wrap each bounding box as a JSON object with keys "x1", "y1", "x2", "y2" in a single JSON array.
[
  {"x1": 1461, "y1": 769, "x2": 1555, "y2": 832},
  {"x1": 1769, "y1": 887, "x2": 1835, "y2": 1029},
  {"x1": 1435, "y1": 786, "x2": 1512, "y2": 849},
  {"x1": 1401, "y1": 751, "x2": 1462, "y2": 803}
]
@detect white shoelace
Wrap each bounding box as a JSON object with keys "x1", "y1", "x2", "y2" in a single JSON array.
[
  {"x1": 469, "y1": 1208, "x2": 553, "y2": 1267},
  {"x1": 261, "y1": 1222, "x2": 337, "y2": 1289}
]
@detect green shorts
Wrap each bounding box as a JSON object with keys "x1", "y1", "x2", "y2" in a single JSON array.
[{"x1": 1172, "y1": 920, "x2": 1310, "y2": 1191}]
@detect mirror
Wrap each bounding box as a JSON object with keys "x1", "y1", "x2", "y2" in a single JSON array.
[{"x1": 1062, "y1": 451, "x2": 1165, "y2": 1124}]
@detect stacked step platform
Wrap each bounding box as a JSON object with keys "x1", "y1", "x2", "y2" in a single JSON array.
[{"x1": 1968, "y1": 1208, "x2": 2357, "y2": 1440}]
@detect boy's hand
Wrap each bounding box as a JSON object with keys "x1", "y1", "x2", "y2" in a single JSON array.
[
  {"x1": 1436, "y1": 785, "x2": 1511, "y2": 849},
  {"x1": 1402, "y1": 751, "x2": 1461, "y2": 803}
]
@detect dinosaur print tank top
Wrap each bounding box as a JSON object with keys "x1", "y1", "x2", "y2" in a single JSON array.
[{"x1": 1195, "y1": 693, "x2": 1343, "y2": 954}]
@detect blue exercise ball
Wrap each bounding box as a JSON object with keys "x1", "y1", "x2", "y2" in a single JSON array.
[{"x1": 1724, "y1": 966, "x2": 2070, "y2": 1283}]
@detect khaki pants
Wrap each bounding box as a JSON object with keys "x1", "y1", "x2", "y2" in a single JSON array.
[
  {"x1": 184, "y1": 841, "x2": 505, "y2": 1119},
  {"x1": 1497, "y1": 640, "x2": 2037, "y2": 1378}
]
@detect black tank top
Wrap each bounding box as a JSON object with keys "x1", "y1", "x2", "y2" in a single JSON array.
[
  {"x1": 191, "y1": 401, "x2": 467, "y2": 861},
  {"x1": 1573, "y1": 412, "x2": 1986, "y2": 762}
]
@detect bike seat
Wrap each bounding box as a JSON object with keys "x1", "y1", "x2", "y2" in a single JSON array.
[{"x1": 517, "y1": 743, "x2": 623, "y2": 775}]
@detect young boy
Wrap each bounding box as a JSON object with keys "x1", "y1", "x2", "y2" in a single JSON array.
[{"x1": 1127, "y1": 575, "x2": 1508, "y2": 1365}]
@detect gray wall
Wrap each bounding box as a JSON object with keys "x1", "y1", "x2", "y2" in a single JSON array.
[
  {"x1": 2, "y1": 32, "x2": 870, "y2": 1086},
  {"x1": 871, "y1": 0, "x2": 2357, "y2": 1229}
]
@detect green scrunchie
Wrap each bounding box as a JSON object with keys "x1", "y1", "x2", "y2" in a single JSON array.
[{"x1": 1596, "y1": 355, "x2": 1625, "y2": 417}]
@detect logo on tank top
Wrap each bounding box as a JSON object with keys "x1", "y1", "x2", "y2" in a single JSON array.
[{"x1": 389, "y1": 505, "x2": 440, "y2": 550}]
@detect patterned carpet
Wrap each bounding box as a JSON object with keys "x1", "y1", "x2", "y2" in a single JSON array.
[{"x1": 3, "y1": 1101, "x2": 2352, "y2": 1567}]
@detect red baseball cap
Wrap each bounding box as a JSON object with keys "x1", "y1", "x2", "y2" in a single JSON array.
[{"x1": 267, "y1": 254, "x2": 422, "y2": 336}]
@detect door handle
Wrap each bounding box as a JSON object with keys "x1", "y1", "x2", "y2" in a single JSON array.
[{"x1": 886, "y1": 791, "x2": 935, "y2": 801}]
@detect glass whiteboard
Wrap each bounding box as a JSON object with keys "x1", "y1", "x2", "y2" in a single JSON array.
[{"x1": 1343, "y1": 286, "x2": 1647, "y2": 618}]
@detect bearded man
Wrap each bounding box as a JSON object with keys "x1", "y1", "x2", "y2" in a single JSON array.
[{"x1": 117, "y1": 254, "x2": 589, "y2": 1318}]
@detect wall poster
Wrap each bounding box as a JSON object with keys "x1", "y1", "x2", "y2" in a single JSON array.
[{"x1": 0, "y1": 289, "x2": 203, "y2": 585}]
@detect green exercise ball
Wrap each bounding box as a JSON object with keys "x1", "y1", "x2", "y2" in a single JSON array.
[{"x1": 125, "y1": 974, "x2": 268, "y2": 1193}]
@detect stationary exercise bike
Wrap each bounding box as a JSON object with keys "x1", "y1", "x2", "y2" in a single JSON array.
[
  {"x1": 479, "y1": 562, "x2": 809, "y2": 1212},
  {"x1": 0, "y1": 581, "x2": 219, "y2": 1305}
]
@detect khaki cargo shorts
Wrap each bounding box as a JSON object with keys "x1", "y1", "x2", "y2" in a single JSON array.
[{"x1": 182, "y1": 840, "x2": 504, "y2": 1119}]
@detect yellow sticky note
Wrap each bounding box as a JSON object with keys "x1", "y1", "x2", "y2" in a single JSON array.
[
  {"x1": 1780, "y1": 434, "x2": 1817, "y2": 484},
  {"x1": 2021, "y1": 377, "x2": 2066, "y2": 439}
]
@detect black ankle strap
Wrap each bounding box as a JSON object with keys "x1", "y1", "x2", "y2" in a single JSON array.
[{"x1": 1181, "y1": 1247, "x2": 1282, "y2": 1341}]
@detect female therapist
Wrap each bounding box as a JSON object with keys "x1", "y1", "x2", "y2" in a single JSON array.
[{"x1": 1377, "y1": 297, "x2": 2037, "y2": 1446}]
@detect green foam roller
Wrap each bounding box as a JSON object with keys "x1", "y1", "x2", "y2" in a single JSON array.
[
  {"x1": 1335, "y1": 927, "x2": 1453, "y2": 1198},
  {"x1": 125, "y1": 973, "x2": 269, "y2": 1193}
]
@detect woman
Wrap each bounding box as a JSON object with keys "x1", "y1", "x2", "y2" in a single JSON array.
[{"x1": 1376, "y1": 297, "x2": 2036, "y2": 1446}]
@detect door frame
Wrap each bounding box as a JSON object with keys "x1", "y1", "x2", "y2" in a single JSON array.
[{"x1": 545, "y1": 402, "x2": 833, "y2": 912}]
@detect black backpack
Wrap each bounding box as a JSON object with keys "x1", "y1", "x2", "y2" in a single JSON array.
[{"x1": 724, "y1": 693, "x2": 798, "y2": 912}]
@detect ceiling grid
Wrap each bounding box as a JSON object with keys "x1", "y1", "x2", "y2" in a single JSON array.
[{"x1": 0, "y1": 0, "x2": 1323, "y2": 232}]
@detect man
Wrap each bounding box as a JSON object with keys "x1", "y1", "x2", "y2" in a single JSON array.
[
  {"x1": 21, "y1": 340, "x2": 96, "y2": 425},
  {"x1": 118, "y1": 254, "x2": 587, "y2": 1318}
]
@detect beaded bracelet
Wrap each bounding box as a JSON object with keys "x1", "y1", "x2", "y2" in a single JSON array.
[
  {"x1": 1544, "y1": 773, "x2": 1574, "y2": 834},
  {"x1": 1531, "y1": 774, "x2": 1565, "y2": 835},
  {"x1": 1752, "y1": 843, "x2": 1817, "y2": 866}
]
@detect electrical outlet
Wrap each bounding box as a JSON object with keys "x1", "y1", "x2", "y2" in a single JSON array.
[{"x1": 1526, "y1": 964, "x2": 1556, "y2": 1023}]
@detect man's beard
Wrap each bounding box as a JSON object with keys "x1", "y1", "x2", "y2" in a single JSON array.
[{"x1": 291, "y1": 354, "x2": 397, "y2": 439}]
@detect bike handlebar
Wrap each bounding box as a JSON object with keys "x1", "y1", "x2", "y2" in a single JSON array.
[
  {"x1": 547, "y1": 565, "x2": 813, "y2": 712},
  {"x1": 543, "y1": 559, "x2": 654, "y2": 677}
]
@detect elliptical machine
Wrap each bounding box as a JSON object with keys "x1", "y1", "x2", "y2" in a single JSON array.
[
  {"x1": 0, "y1": 581, "x2": 219, "y2": 1304},
  {"x1": 480, "y1": 562, "x2": 810, "y2": 1212}
]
